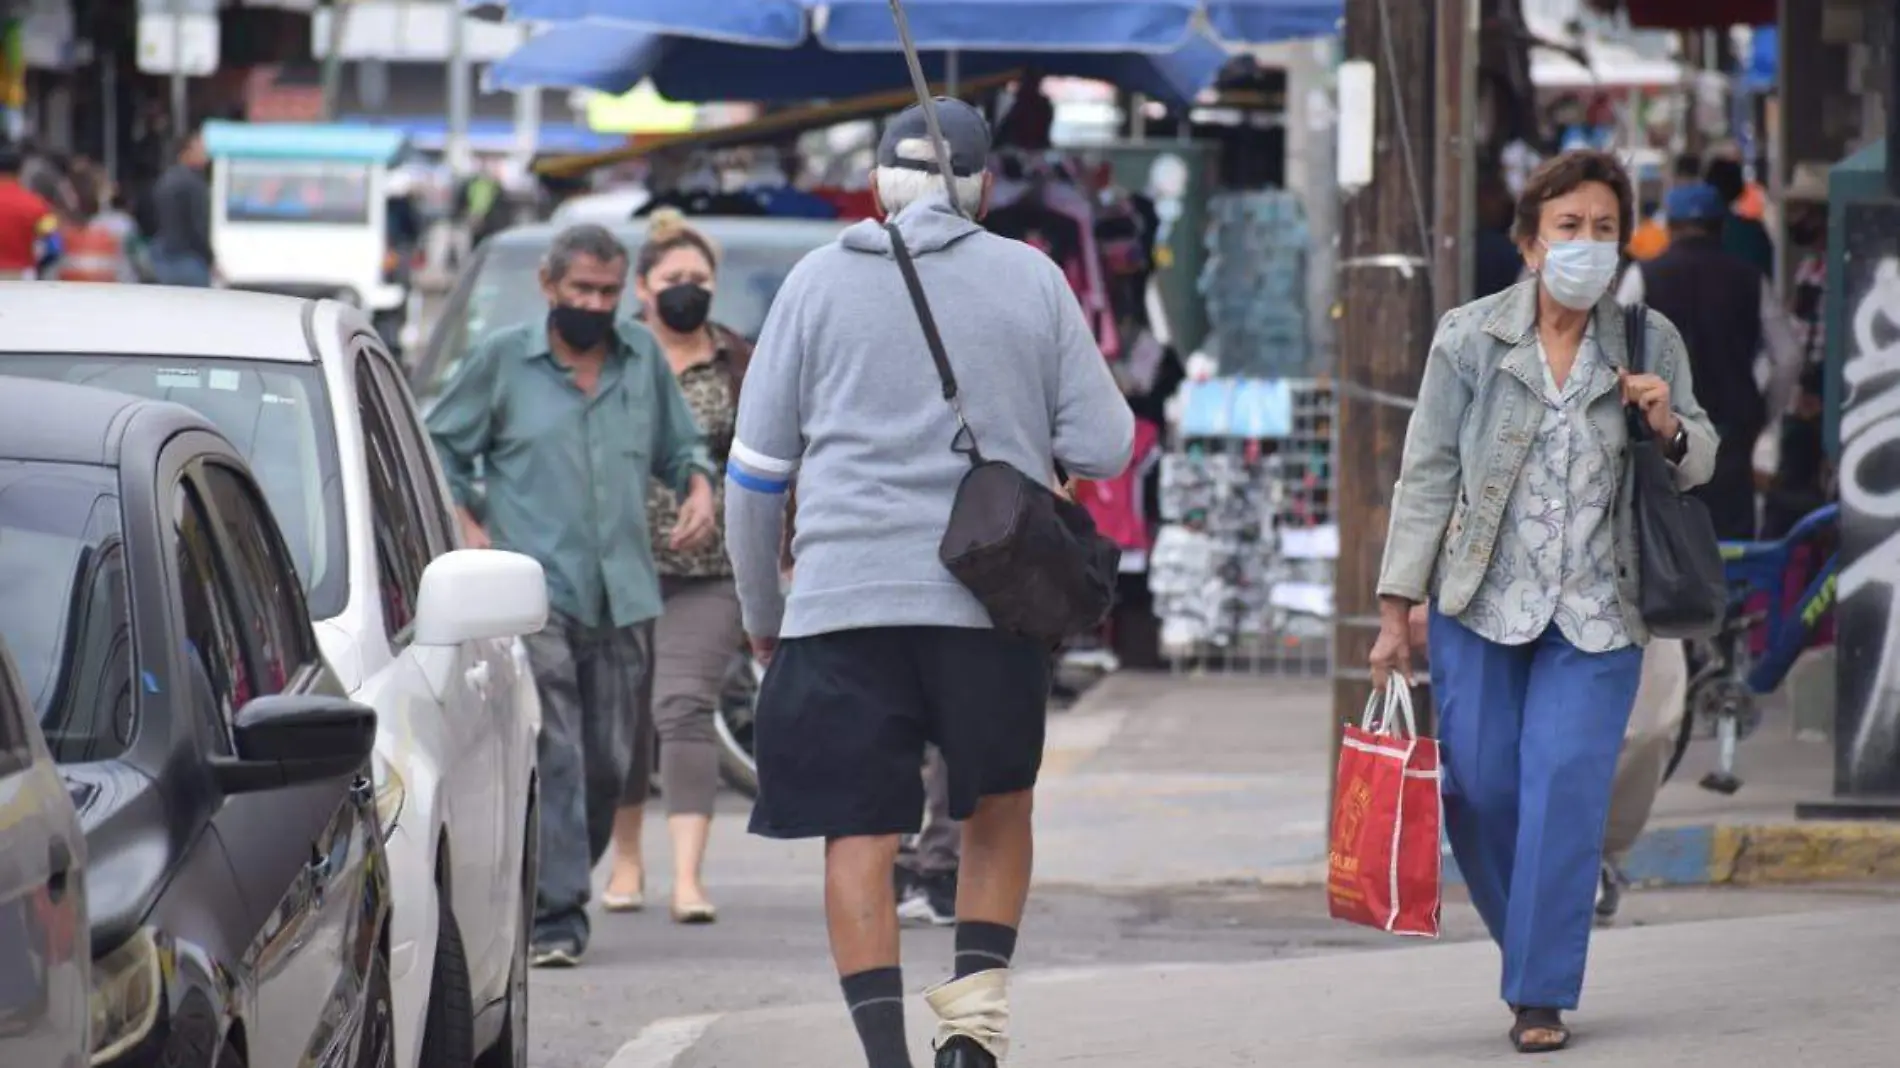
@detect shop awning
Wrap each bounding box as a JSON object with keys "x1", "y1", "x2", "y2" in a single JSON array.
[
  {"x1": 483, "y1": 0, "x2": 1343, "y2": 48},
  {"x1": 486, "y1": 20, "x2": 1229, "y2": 107},
  {"x1": 530, "y1": 71, "x2": 1020, "y2": 179}
]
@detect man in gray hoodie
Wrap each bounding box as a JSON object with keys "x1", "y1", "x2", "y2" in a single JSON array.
[{"x1": 725, "y1": 100, "x2": 1134, "y2": 1068}]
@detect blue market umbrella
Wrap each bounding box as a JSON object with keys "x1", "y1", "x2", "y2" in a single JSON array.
[
  {"x1": 485, "y1": 20, "x2": 1230, "y2": 107},
  {"x1": 481, "y1": 0, "x2": 1342, "y2": 49}
]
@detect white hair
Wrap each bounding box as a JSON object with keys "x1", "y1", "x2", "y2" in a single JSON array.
[{"x1": 873, "y1": 137, "x2": 986, "y2": 214}]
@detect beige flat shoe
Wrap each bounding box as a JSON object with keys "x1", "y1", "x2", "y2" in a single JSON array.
[
  {"x1": 671, "y1": 901, "x2": 718, "y2": 925},
  {"x1": 601, "y1": 880, "x2": 646, "y2": 913}
]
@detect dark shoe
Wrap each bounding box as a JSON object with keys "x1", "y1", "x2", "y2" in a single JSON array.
[
  {"x1": 898, "y1": 869, "x2": 957, "y2": 928},
  {"x1": 1510, "y1": 1006, "x2": 1571, "y2": 1053},
  {"x1": 530, "y1": 936, "x2": 582, "y2": 968},
  {"x1": 1594, "y1": 861, "x2": 1625, "y2": 925},
  {"x1": 934, "y1": 1035, "x2": 997, "y2": 1068}
]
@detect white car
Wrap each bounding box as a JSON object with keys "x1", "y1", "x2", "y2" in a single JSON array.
[{"x1": 0, "y1": 283, "x2": 545, "y2": 1068}]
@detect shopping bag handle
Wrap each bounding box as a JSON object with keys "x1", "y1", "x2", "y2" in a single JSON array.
[{"x1": 1359, "y1": 684, "x2": 1418, "y2": 739}]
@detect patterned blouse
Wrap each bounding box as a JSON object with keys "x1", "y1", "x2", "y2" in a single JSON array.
[
  {"x1": 1460, "y1": 329, "x2": 1630, "y2": 653},
  {"x1": 647, "y1": 337, "x2": 740, "y2": 578}
]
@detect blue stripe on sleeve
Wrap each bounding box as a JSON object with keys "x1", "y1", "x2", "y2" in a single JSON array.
[{"x1": 726, "y1": 462, "x2": 790, "y2": 495}]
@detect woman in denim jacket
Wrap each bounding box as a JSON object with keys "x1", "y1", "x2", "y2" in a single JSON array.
[{"x1": 1368, "y1": 150, "x2": 1718, "y2": 1053}]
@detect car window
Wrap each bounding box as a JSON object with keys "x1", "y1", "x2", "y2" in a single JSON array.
[
  {"x1": 174, "y1": 482, "x2": 253, "y2": 753},
  {"x1": 0, "y1": 652, "x2": 28, "y2": 776},
  {"x1": 199, "y1": 462, "x2": 320, "y2": 694},
  {"x1": 0, "y1": 353, "x2": 349, "y2": 619},
  {"x1": 0, "y1": 460, "x2": 137, "y2": 763},
  {"x1": 357, "y1": 359, "x2": 435, "y2": 638},
  {"x1": 362, "y1": 347, "x2": 453, "y2": 554}
]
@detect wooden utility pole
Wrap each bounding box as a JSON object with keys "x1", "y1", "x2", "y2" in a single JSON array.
[{"x1": 1331, "y1": 0, "x2": 1439, "y2": 760}]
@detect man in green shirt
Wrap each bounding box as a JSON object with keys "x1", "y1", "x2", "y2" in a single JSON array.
[{"x1": 427, "y1": 223, "x2": 717, "y2": 966}]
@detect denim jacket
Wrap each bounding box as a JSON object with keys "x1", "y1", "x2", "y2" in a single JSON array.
[{"x1": 1376, "y1": 278, "x2": 1720, "y2": 646}]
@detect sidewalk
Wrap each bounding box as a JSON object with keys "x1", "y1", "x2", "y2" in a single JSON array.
[
  {"x1": 665, "y1": 903, "x2": 1900, "y2": 1066},
  {"x1": 1038, "y1": 670, "x2": 1900, "y2": 891}
]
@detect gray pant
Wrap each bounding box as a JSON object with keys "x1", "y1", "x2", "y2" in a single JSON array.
[
  {"x1": 525, "y1": 613, "x2": 653, "y2": 946},
  {"x1": 1604, "y1": 639, "x2": 1689, "y2": 864},
  {"x1": 621, "y1": 575, "x2": 744, "y2": 816},
  {"x1": 898, "y1": 746, "x2": 960, "y2": 877}
]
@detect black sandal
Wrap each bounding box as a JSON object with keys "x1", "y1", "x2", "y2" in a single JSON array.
[{"x1": 1510, "y1": 1007, "x2": 1571, "y2": 1053}]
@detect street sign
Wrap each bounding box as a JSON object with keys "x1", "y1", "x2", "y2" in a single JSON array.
[{"x1": 137, "y1": 13, "x2": 219, "y2": 77}]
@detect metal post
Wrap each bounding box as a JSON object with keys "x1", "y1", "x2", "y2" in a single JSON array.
[
  {"x1": 447, "y1": 2, "x2": 474, "y2": 177},
  {"x1": 513, "y1": 89, "x2": 541, "y2": 176},
  {"x1": 321, "y1": 0, "x2": 352, "y2": 121},
  {"x1": 169, "y1": 0, "x2": 187, "y2": 134},
  {"x1": 1888, "y1": 0, "x2": 1900, "y2": 197}
]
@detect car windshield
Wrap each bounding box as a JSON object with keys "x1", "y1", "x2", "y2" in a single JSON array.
[
  {"x1": 418, "y1": 226, "x2": 824, "y2": 402},
  {"x1": 0, "y1": 355, "x2": 348, "y2": 619},
  {"x1": 0, "y1": 460, "x2": 136, "y2": 762}
]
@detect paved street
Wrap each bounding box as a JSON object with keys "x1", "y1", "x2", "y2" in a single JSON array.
[{"x1": 524, "y1": 675, "x2": 1900, "y2": 1068}]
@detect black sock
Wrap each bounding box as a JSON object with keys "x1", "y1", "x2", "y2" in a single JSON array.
[
  {"x1": 953, "y1": 921, "x2": 1017, "y2": 979},
  {"x1": 841, "y1": 967, "x2": 912, "y2": 1068}
]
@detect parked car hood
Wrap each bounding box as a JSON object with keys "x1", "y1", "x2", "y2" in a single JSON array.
[{"x1": 61, "y1": 762, "x2": 174, "y2": 954}]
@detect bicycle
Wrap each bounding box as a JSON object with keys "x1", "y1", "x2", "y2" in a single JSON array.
[{"x1": 1667, "y1": 502, "x2": 1839, "y2": 793}]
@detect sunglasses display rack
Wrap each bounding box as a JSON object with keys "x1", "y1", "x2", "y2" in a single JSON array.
[{"x1": 1149, "y1": 379, "x2": 1336, "y2": 678}]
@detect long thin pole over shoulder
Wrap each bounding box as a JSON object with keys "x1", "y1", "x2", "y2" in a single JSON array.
[{"x1": 886, "y1": 0, "x2": 966, "y2": 218}]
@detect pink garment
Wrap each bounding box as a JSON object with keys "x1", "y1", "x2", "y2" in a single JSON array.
[
  {"x1": 988, "y1": 174, "x2": 1119, "y2": 359},
  {"x1": 1076, "y1": 419, "x2": 1161, "y2": 553}
]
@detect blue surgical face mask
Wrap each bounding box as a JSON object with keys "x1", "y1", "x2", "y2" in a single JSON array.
[{"x1": 1538, "y1": 239, "x2": 1621, "y2": 310}]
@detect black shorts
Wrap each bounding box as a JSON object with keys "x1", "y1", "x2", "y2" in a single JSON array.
[{"x1": 747, "y1": 626, "x2": 1052, "y2": 840}]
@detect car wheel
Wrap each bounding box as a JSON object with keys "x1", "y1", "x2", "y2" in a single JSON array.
[
  {"x1": 357, "y1": 945, "x2": 396, "y2": 1068},
  {"x1": 478, "y1": 797, "x2": 535, "y2": 1068},
  {"x1": 418, "y1": 890, "x2": 475, "y2": 1067}
]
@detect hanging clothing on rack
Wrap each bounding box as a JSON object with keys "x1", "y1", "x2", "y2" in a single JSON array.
[{"x1": 987, "y1": 168, "x2": 1119, "y2": 359}]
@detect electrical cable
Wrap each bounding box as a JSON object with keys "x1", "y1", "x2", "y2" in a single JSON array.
[{"x1": 1374, "y1": 0, "x2": 1437, "y2": 312}]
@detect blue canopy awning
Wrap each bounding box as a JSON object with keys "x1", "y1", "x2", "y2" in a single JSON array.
[
  {"x1": 487, "y1": 0, "x2": 811, "y2": 46},
  {"x1": 816, "y1": 1, "x2": 1201, "y2": 53},
  {"x1": 1203, "y1": 0, "x2": 1342, "y2": 43},
  {"x1": 486, "y1": 20, "x2": 1229, "y2": 107},
  {"x1": 485, "y1": 0, "x2": 1343, "y2": 49}
]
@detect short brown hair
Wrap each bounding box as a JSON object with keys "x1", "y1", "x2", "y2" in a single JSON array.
[{"x1": 1511, "y1": 149, "x2": 1635, "y2": 247}]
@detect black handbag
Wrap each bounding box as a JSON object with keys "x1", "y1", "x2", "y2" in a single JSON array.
[
  {"x1": 1624, "y1": 304, "x2": 1727, "y2": 639},
  {"x1": 885, "y1": 223, "x2": 1122, "y2": 644}
]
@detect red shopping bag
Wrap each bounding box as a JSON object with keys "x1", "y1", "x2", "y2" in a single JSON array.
[{"x1": 1326, "y1": 685, "x2": 1442, "y2": 937}]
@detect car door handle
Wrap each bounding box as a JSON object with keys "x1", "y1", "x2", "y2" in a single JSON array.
[{"x1": 47, "y1": 839, "x2": 72, "y2": 901}]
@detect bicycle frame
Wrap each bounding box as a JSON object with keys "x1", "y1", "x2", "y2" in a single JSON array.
[{"x1": 1716, "y1": 502, "x2": 1839, "y2": 695}]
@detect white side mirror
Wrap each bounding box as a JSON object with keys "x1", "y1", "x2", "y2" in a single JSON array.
[{"x1": 413, "y1": 550, "x2": 548, "y2": 647}]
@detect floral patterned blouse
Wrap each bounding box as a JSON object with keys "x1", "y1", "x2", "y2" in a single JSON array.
[
  {"x1": 1459, "y1": 329, "x2": 1630, "y2": 653},
  {"x1": 647, "y1": 335, "x2": 741, "y2": 578}
]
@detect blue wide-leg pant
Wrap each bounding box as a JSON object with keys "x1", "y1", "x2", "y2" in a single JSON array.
[{"x1": 1428, "y1": 609, "x2": 1643, "y2": 1010}]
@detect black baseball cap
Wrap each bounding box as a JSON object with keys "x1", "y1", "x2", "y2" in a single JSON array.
[{"x1": 877, "y1": 98, "x2": 992, "y2": 179}]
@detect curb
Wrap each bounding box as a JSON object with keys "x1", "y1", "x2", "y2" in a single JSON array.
[{"x1": 1441, "y1": 820, "x2": 1900, "y2": 888}]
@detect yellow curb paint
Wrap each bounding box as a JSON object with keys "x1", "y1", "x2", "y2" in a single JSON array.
[{"x1": 1712, "y1": 822, "x2": 1900, "y2": 885}]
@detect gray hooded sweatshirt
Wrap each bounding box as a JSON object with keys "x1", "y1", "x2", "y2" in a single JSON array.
[{"x1": 725, "y1": 193, "x2": 1136, "y2": 639}]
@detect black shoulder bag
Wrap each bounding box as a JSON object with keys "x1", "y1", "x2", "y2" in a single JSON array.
[
  {"x1": 885, "y1": 223, "x2": 1122, "y2": 643},
  {"x1": 1624, "y1": 303, "x2": 1727, "y2": 639}
]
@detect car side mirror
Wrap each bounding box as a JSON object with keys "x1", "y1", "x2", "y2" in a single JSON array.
[
  {"x1": 413, "y1": 549, "x2": 548, "y2": 647},
  {"x1": 213, "y1": 693, "x2": 378, "y2": 795}
]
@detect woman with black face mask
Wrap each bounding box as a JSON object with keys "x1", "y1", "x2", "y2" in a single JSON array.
[{"x1": 602, "y1": 208, "x2": 753, "y2": 924}]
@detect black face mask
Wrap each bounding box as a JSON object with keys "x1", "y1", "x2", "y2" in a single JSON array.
[
  {"x1": 1790, "y1": 217, "x2": 1826, "y2": 248},
  {"x1": 549, "y1": 304, "x2": 616, "y2": 351},
  {"x1": 654, "y1": 283, "x2": 713, "y2": 334}
]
